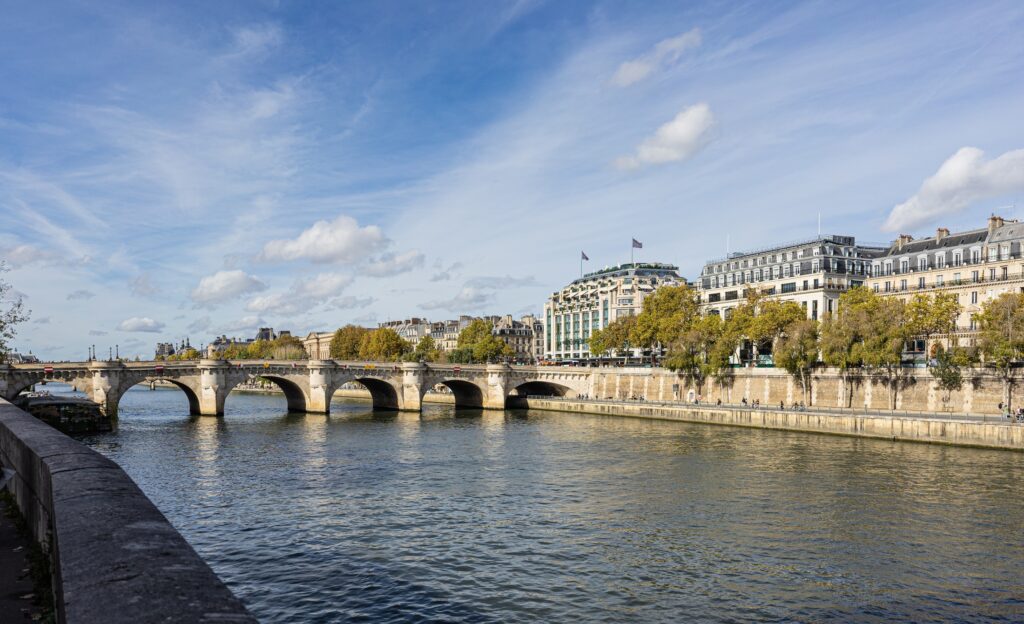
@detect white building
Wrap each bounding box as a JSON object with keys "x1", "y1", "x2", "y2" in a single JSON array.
[
  {"x1": 543, "y1": 262, "x2": 685, "y2": 361},
  {"x1": 698, "y1": 235, "x2": 885, "y2": 320}
]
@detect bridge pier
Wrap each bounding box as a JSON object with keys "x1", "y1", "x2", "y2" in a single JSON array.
[
  {"x1": 306, "y1": 360, "x2": 334, "y2": 414},
  {"x1": 483, "y1": 363, "x2": 511, "y2": 410},
  {"x1": 400, "y1": 362, "x2": 425, "y2": 411},
  {"x1": 198, "y1": 359, "x2": 230, "y2": 416},
  {"x1": 87, "y1": 361, "x2": 123, "y2": 419}
]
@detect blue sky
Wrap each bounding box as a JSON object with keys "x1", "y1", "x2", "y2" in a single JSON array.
[{"x1": 2, "y1": 0, "x2": 1024, "y2": 359}]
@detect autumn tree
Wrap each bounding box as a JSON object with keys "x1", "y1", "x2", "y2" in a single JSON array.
[
  {"x1": 632, "y1": 284, "x2": 701, "y2": 349},
  {"x1": 588, "y1": 315, "x2": 638, "y2": 357},
  {"x1": 0, "y1": 262, "x2": 29, "y2": 363},
  {"x1": 906, "y1": 292, "x2": 961, "y2": 357},
  {"x1": 859, "y1": 296, "x2": 911, "y2": 410},
  {"x1": 358, "y1": 328, "x2": 411, "y2": 361},
  {"x1": 455, "y1": 320, "x2": 513, "y2": 363},
  {"x1": 774, "y1": 318, "x2": 820, "y2": 405},
  {"x1": 330, "y1": 325, "x2": 370, "y2": 360},
  {"x1": 820, "y1": 287, "x2": 876, "y2": 407},
  {"x1": 406, "y1": 335, "x2": 441, "y2": 362},
  {"x1": 974, "y1": 292, "x2": 1024, "y2": 409},
  {"x1": 664, "y1": 314, "x2": 727, "y2": 396}
]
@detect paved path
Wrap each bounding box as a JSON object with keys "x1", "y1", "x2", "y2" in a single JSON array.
[{"x1": 0, "y1": 496, "x2": 39, "y2": 622}]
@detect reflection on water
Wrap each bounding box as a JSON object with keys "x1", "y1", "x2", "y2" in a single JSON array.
[{"x1": 68, "y1": 384, "x2": 1024, "y2": 623}]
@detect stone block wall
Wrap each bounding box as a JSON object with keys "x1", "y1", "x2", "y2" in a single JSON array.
[
  {"x1": 0, "y1": 399, "x2": 255, "y2": 623},
  {"x1": 588, "y1": 366, "x2": 1022, "y2": 415}
]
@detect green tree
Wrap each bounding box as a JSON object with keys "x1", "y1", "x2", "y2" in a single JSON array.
[
  {"x1": 330, "y1": 325, "x2": 370, "y2": 360},
  {"x1": 406, "y1": 335, "x2": 441, "y2": 362},
  {"x1": 859, "y1": 296, "x2": 911, "y2": 410},
  {"x1": 928, "y1": 344, "x2": 975, "y2": 410},
  {"x1": 632, "y1": 284, "x2": 701, "y2": 349},
  {"x1": 358, "y1": 328, "x2": 411, "y2": 361},
  {"x1": 455, "y1": 320, "x2": 514, "y2": 363},
  {"x1": 773, "y1": 318, "x2": 820, "y2": 405},
  {"x1": 664, "y1": 314, "x2": 727, "y2": 396},
  {"x1": 268, "y1": 335, "x2": 306, "y2": 359},
  {"x1": 974, "y1": 292, "x2": 1024, "y2": 409},
  {"x1": 906, "y1": 292, "x2": 961, "y2": 356},
  {"x1": 588, "y1": 315, "x2": 638, "y2": 357},
  {"x1": 747, "y1": 298, "x2": 805, "y2": 362},
  {"x1": 820, "y1": 287, "x2": 875, "y2": 407},
  {"x1": 0, "y1": 262, "x2": 30, "y2": 363}
]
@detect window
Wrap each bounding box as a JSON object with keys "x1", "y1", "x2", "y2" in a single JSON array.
[
  {"x1": 900, "y1": 279, "x2": 907, "y2": 291},
  {"x1": 972, "y1": 270, "x2": 979, "y2": 283},
  {"x1": 918, "y1": 277, "x2": 925, "y2": 289},
  {"x1": 971, "y1": 292, "x2": 978, "y2": 304},
  {"x1": 953, "y1": 252, "x2": 962, "y2": 266},
  {"x1": 918, "y1": 257, "x2": 927, "y2": 271},
  {"x1": 990, "y1": 268, "x2": 996, "y2": 280},
  {"x1": 873, "y1": 284, "x2": 880, "y2": 292},
  {"x1": 884, "y1": 281, "x2": 891, "y2": 292},
  {"x1": 936, "y1": 275, "x2": 944, "y2": 286},
  {"x1": 781, "y1": 282, "x2": 796, "y2": 293},
  {"x1": 953, "y1": 272, "x2": 961, "y2": 283},
  {"x1": 1002, "y1": 266, "x2": 1008, "y2": 280}
]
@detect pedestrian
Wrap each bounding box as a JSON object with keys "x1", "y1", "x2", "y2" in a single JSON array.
[{"x1": 780, "y1": 400, "x2": 784, "y2": 410}]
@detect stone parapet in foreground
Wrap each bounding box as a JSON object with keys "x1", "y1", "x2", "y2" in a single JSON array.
[
  {"x1": 519, "y1": 398, "x2": 1024, "y2": 451},
  {"x1": 0, "y1": 398, "x2": 256, "y2": 623}
]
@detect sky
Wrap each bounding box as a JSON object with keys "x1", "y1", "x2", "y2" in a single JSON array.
[{"x1": 2, "y1": 0, "x2": 1024, "y2": 360}]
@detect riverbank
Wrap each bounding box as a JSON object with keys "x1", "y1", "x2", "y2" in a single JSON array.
[{"x1": 517, "y1": 397, "x2": 1024, "y2": 451}]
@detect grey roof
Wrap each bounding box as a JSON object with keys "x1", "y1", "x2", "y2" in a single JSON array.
[
  {"x1": 987, "y1": 222, "x2": 1024, "y2": 244},
  {"x1": 881, "y1": 228, "x2": 987, "y2": 257}
]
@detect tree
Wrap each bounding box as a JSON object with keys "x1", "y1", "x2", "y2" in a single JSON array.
[
  {"x1": 906, "y1": 292, "x2": 961, "y2": 357},
  {"x1": 455, "y1": 320, "x2": 513, "y2": 363},
  {"x1": 747, "y1": 298, "x2": 805, "y2": 362},
  {"x1": 774, "y1": 318, "x2": 820, "y2": 405},
  {"x1": 859, "y1": 296, "x2": 910, "y2": 410},
  {"x1": 358, "y1": 328, "x2": 411, "y2": 361},
  {"x1": 820, "y1": 287, "x2": 875, "y2": 407},
  {"x1": 330, "y1": 325, "x2": 370, "y2": 360},
  {"x1": 632, "y1": 285, "x2": 701, "y2": 349},
  {"x1": 268, "y1": 335, "x2": 306, "y2": 359},
  {"x1": 664, "y1": 314, "x2": 727, "y2": 396},
  {"x1": 0, "y1": 262, "x2": 30, "y2": 363},
  {"x1": 974, "y1": 293, "x2": 1024, "y2": 409},
  {"x1": 406, "y1": 335, "x2": 441, "y2": 362},
  {"x1": 588, "y1": 315, "x2": 638, "y2": 358},
  {"x1": 928, "y1": 344, "x2": 975, "y2": 410}
]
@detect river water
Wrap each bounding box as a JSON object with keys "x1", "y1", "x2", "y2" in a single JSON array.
[{"x1": 68, "y1": 384, "x2": 1023, "y2": 622}]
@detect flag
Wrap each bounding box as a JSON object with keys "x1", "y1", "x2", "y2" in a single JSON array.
[
  {"x1": 632, "y1": 238, "x2": 643, "y2": 249},
  {"x1": 581, "y1": 251, "x2": 589, "y2": 261}
]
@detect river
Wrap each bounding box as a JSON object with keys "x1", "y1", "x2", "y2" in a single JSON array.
[{"x1": 65, "y1": 384, "x2": 1024, "y2": 622}]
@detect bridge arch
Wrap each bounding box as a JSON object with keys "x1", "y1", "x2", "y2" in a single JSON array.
[
  {"x1": 220, "y1": 373, "x2": 311, "y2": 414},
  {"x1": 428, "y1": 380, "x2": 485, "y2": 409},
  {"x1": 125, "y1": 378, "x2": 202, "y2": 415},
  {"x1": 509, "y1": 380, "x2": 572, "y2": 398},
  {"x1": 349, "y1": 377, "x2": 401, "y2": 410}
]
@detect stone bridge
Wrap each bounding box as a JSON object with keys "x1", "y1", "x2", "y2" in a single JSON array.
[{"x1": 0, "y1": 360, "x2": 593, "y2": 418}]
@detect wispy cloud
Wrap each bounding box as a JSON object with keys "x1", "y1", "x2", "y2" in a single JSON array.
[
  {"x1": 364, "y1": 250, "x2": 425, "y2": 277},
  {"x1": 66, "y1": 289, "x2": 95, "y2": 301},
  {"x1": 420, "y1": 287, "x2": 494, "y2": 312},
  {"x1": 610, "y1": 28, "x2": 701, "y2": 87},
  {"x1": 246, "y1": 272, "x2": 354, "y2": 315}
]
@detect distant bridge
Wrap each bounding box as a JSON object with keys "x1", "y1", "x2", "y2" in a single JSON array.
[{"x1": 0, "y1": 360, "x2": 592, "y2": 417}]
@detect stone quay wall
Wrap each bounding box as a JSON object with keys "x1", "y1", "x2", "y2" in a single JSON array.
[
  {"x1": 0, "y1": 398, "x2": 255, "y2": 623},
  {"x1": 521, "y1": 398, "x2": 1024, "y2": 451},
  {"x1": 586, "y1": 366, "x2": 1024, "y2": 415}
]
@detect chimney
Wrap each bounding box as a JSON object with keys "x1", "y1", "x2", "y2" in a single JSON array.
[
  {"x1": 896, "y1": 234, "x2": 913, "y2": 250},
  {"x1": 936, "y1": 227, "x2": 949, "y2": 242},
  {"x1": 989, "y1": 215, "x2": 1004, "y2": 236}
]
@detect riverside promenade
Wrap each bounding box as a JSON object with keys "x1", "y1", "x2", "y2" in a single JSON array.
[{"x1": 514, "y1": 396, "x2": 1024, "y2": 451}]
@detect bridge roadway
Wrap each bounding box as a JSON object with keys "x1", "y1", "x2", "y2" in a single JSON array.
[{"x1": 0, "y1": 359, "x2": 591, "y2": 418}]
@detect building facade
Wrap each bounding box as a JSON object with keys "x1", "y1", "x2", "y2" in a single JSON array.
[
  {"x1": 697, "y1": 235, "x2": 885, "y2": 320},
  {"x1": 866, "y1": 216, "x2": 1024, "y2": 347},
  {"x1": 379, "y1": 318, "x2": 431, "y2": 344},
  {"x1": 543, "y1": 262, "x2": 685, "y2": 361},
  {"x1": 492, "y1": 315, "x2": 535, "y2": 362},
  {"x1": 302, "y1": 331, "x2": 335, "y2": 360}
]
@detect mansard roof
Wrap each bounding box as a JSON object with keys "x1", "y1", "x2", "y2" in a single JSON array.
[{"x1": 881, "y1": 228, "x2": 987, "y2": 258}]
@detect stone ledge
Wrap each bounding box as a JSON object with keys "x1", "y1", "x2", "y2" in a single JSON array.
[{"x1": 0, "y1": 399, "x2": 256, "y2": 623}]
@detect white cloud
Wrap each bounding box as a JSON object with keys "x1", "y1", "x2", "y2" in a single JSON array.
[
  {"x1": 364, "y1": 250, "x2": 425, "y2": 277},
  {"x1": 117, "y1": 317, "x2": 165, "y2": 333},
  {"x1": 88, "y1": 329, "x2": 108, "y2": 336},
  {"x1": 191, "y1": 269, "x2": 267, "y2": 307},
  {"x1": 66, "y1": 289, "x2": 95, "y2": 300},
  {"x1": 420, "y1": 287, "x2": 494, "y2": 312},
  {"x1": 616, "y1": 103, "x2": 714, "y2": 170},
  {"x1": 259, "y1": 215, "x2": 388, "y2": 264},
  {"x1": 246, "y1": 272, "x2": 354, "y2": 315},
  {"x1": 884, "y1": 147, "x2": 1024, "y2": 232},
  {"x1": 610, "y1": 28, "x2": 701, "y2": 87},
  {"x1": 228, "y1": 24, "x2": 282, "y2": 58}
]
